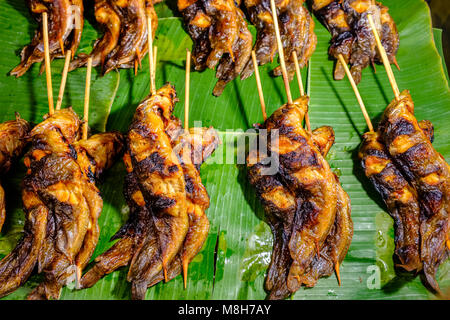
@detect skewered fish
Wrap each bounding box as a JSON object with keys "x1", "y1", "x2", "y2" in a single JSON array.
[
  {"x1": 0, "y1": 115, "x2": 31, "y2": 232},
  {"x1": 311, "y1": 0, "x2": 399, "y2": 84},
  {"x1": 80, "y1": 84, "x2": 220, "y2": 299},
  {"x1": 11, "y1": 0, "x2": 84, "y2": 77},
  {"x1": 178, "y1": 0, "x2": 253, "y2": 96},
  {"x1": 0, "y1": 109, "x2": 123, "y2": 299},
  {"x1": 377, "y1": 91, "x2": 450, "y2": 293},
  {"x1": 360, "y1": 131, "x2": 423, "y2": 272},
  {"x1": 70, "y1": 0, "x2": 158, "y2": 74},
  {"x1": 241, "y1": 0, "x2": 317, "y2": 80},
  {"x1": 247, "y1": 98, "x2": 352, "y2": 299}
]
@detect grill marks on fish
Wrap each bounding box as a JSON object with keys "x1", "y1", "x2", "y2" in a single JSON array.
[
  {"x1": 11, "y1": 0, "x2": 84, "y2": 77},
  {"x1": 0, "y1": 109, "x2": 123, "y2": 299},
  {"x1": 80, "y1": 84, "x2": 219, "y2": 299},
  {"x1": 312, "y1": 0, "x2": 399, "y2": 84},
  {"x1": 70, "y1": 0, "x2": 158, "y2": 74},
  {"x1": 178, "y1": 0, "x2": 253, "y2": 96},
  {"x1": 377, "y1": 91, "x2": 450, "y2": 293},
  {"x1": 241, "y1": 0, "x2": 316, "y2": 80},
  {"x1": 359, "y1": 131, "x2": 422, "y2": 272},
  {"x1": 247, "y1": 98, "x2": 352, "y2": 299}
]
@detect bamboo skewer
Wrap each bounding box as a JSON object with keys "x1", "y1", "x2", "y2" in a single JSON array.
[
  {"x1": 56, "y1": 49, "x2": 71, "y2": 111},
  {"x1": 292, "y1": 52, "x2": 304, "y2": 97},
  {"x1": 42, "y1": 12, "x2": 54, "y2": 115},
  {"x1": 292, "y1": 51, "x2": 311, "y2": 133},
  {"x1": 182, "y1": 50, "x2": 191, "y2": 289},
  {"x1": 153, "y1": 46, "x2": 158, "y2": 71},
  {"x1": 82, "y1": 57, "x2": 93, "y2": 140},
  {"x1": 269, "y1": 0, "x2": 292, "y2": 104},
  {"x1": 185, "y1": 49, "x2": 191, "y2": 131},
  {"x1": 367, "y1": 14, "x2": 400, "y2": 100},
  {"x1": 251, "y1": 51, "x2": 267, "y2": 121},
  {"x1": 147, "y1": 16, "x2": 155, "y2": 95},
  {"x1": 337, "y1": 54, "x2": 374, "y2": 132}
]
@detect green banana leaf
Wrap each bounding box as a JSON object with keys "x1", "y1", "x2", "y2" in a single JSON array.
[{"x1": 0, "y1": 0, "x2": 448, "y2": 300}]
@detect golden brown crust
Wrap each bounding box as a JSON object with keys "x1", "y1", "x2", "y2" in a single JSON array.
[
  {"x1": 11, "y1": 0, "x2": 84, "y2": 77},
  {"x1": 80, "y1": 84, "x2": 218, "y2": 299},
  {"x1": 0, "y1": 109, "x2": 122, "y2": 299},
  {"x1": 312, "y1": 0, "x2": 399, "y2": 84},
  {"x1": 379, "y1": 91, "x2": 450, "y2": 293},
  {"x1": 247, "y1": 99, "x2": 352, "y2": 299},
  {"x1": 359, "y1": 131, "x2": 422, "y2": 272},
  {"x1": 241, "y1": 0, "x2": 316, "y2": 80},
  {"x1": 179, "y1": 0, "x2": 253, "y2": 96}
]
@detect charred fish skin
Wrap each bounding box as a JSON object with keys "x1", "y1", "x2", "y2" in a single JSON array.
[
  {"x1": 272, "y1": 0, "x2": 317, "y2": 79},
  {"x1": 241, "y1": 0, "x2": 317, "y2": 80},
  {"x1": 240, "y1": 0, "x2": 277, "y2": 80},
  {"x1": 80, "y1": 85, "x2": 186, "y2": 299},
  {"x1": 247, "y1": 124, "x2": 352, "y2": 299},
  {"x1": 299, "y1": 175, "x2": 352, "y2": 288},
  {"x1": 178, "y1": 0, "x2": 252, "y2": 96},
  {"x1": 212, "y1": 4, "x2": 253, "y2": 96},
  {"x1": 247, "y1": 138, "x2": 297, "y2": 300},
  {"x1": 80, "y1": 85, "x2": 219, "y2": 298},
  {"x1": 247, "y1": 106, "x2": 345, "y2": 299},
  {"x1": 299, "y1": 126, "x2": 353, "y2": 288},
  {"x1": 70, "y1": 0, "x2": 158, "y2": 74},
  {"x1": 0, "y1": 109, "x2": 80, "y2": 299},
  {"x1": 125, "y1": 84, "x2": 188, "y2": 300},
  {"x1": 69, "y1": 0, "x2": 122, "y2": 71},
  {"x1": 264, "y1": 97, "x2": 338, "y2": 293},
  {"x1": 0, "y1": 109, "x2": 123, "y2": 300},
  {"x1": 27, "y1": 111, "x2": 122, "y2": 300},
  {"x1": 0, "y1": 115, "x2": 31, "y2": 231},
  {"x1": 11, "y1": 0, "x2": 84, "y2": 77},
  {"x1": 378, "y1": 91, "x2": 450, "y2": 293},
  {"x1": 103, "y1": 0, "x2": 158, "y2": 74},
  {"x1": 359, "y1": 131, "x2": 422, "y2": 272},
  {"x1": 146, "y1": 127, "x2": 220, "y2": 288},
  {"x1": 313, "y1": 0, "x2": 354, "y2": 80},
  {"x1": 311, "y1": 0, "x2": 399, "y2": 84},
  {"x1": 178, "y1": 0, "x2": 212, "y2": 71}
]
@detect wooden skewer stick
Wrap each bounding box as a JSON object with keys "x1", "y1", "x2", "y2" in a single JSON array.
[
  {"x1": 292, "y1": 52, "x2": 304, "y2": 96},
  {"x1": 185, "y1": 49, "x2": 191, "y2": 131},
  {"x1": 82, "y1": 57, "x2": 93, "y2": 140},
  {"x1": 251, "y1": 51, "x2": 267, "y2": 121},
  {"x1": 292, "y1": 51, "x2": 311, "y2": 133},
  {"x1": 367, "y1": 14, "x2": 400, "y2": 100},
  {"x1": 337, "y1": 54, "x2": 374, "y2": 132},
  {"x1": 56, "y1": 49, "x2": 71, "y2": 111},
  {"x1": 153, "y1": 46, "x2": 158, "y2": 72},
  {"x1": 147, "y1": 16, "x2": 155, "y2": 95},
  {"x1": 42, "y1": 12, "x2": 54, "y2": 115},
  {"x1": 269, "y1": 0, "x2": 292, "y2": 104}
]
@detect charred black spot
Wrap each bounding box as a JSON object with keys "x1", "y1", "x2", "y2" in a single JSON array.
[
  {"x1": 168, "y1": 165, "x2": 179, "y2": 174},
  {"x1": 87, "y1": 166, "x2": 95, "y2": 182},
  {"x1": 280, "y1": 148, "x2": 319, "y2": 169},
  {"x1": 68, "y1": 144, "x2": 77, "y2": 160},
  {"x1": 298, "y1": 200, "x2": 320, "y2": 228},
  {"x1": 279, "y1": 12, "x2": 290, "y2": 24},
  {"x1": 185, "y1": 175, "x2": 195, "y2": 195},
  {"x1": 391, "y1": 118, "x2": 415, "y2": 137},
  {"x1": 402, "y1": 143, "x2": 429, "y2": 164},
  {"x1": 137, "y1": 152, "x2": 166, "y2": 175},
  {"x1": 152, "y1": 195, "x2": 176, "y2": 211},
  {"x1": 364, "y1": 147, "x2": 390, "y2": 160},
  {"x1": 422, "y1": 189, "x2": 443, "y2": 216}
]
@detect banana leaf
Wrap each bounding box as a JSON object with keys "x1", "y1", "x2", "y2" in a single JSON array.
[{"x1": 0, "y1": 0, "x2": 448, "y2": 300}]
